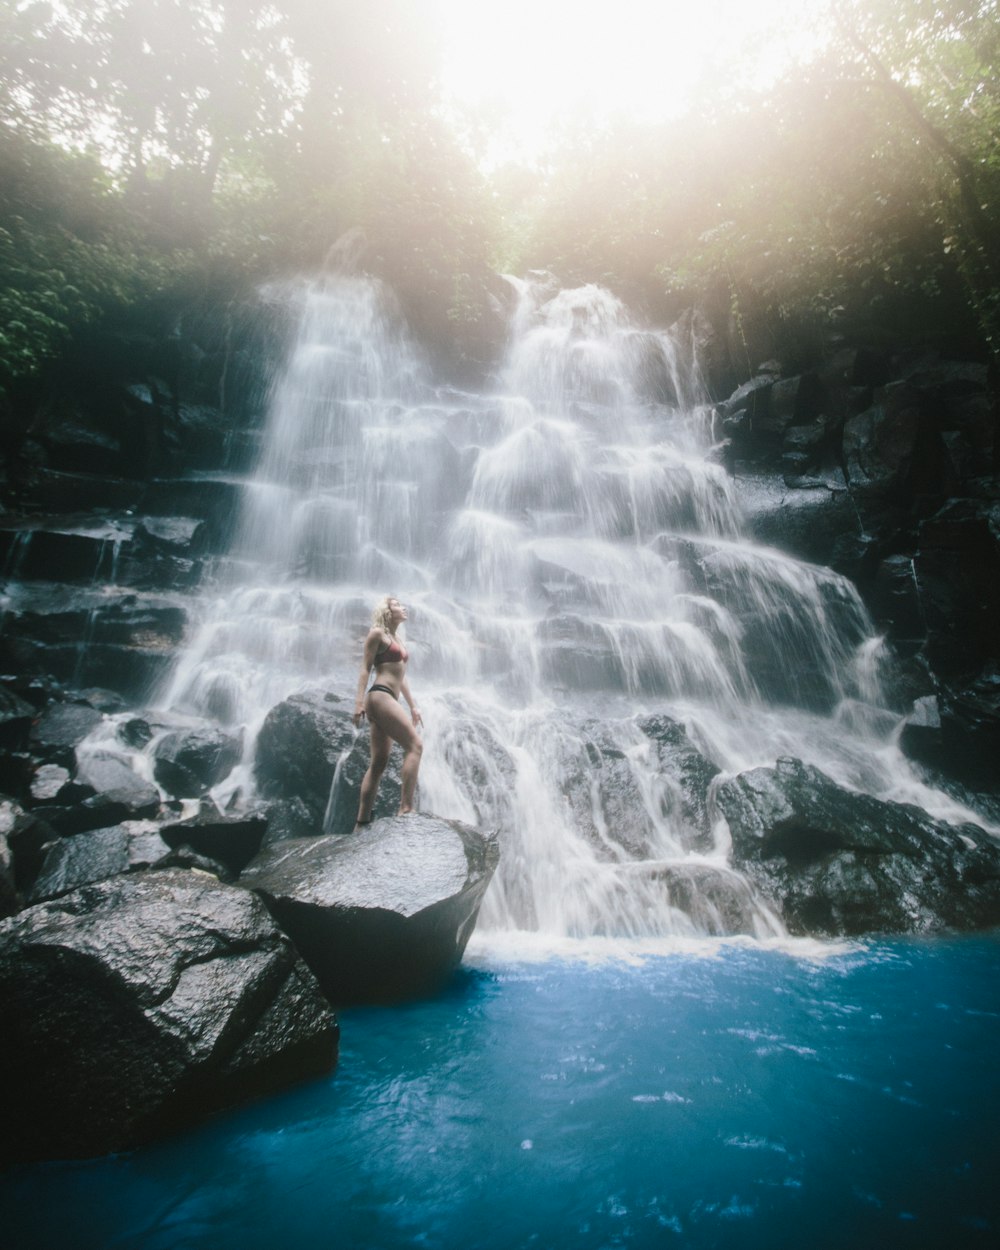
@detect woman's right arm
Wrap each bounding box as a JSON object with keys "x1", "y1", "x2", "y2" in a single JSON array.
[{"x1": 353, "y1": 630, "x2": 380, "y2": 726}]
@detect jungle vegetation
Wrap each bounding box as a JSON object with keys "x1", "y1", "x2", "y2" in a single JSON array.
[{"x1": 1, "y1": 0, "x2": 998, "y2": 390}]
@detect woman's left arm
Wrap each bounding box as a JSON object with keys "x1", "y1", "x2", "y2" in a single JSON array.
[{"x1": 400, "y1": 677, "x2": 423, "y2": 727}]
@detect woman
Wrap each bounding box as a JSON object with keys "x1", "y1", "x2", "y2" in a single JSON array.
[{"x1": 352, "y1": 595, "x2": 423, "y2": 826}]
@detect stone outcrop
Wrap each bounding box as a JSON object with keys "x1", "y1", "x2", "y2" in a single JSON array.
[
  {"x1": 254, "y1": 688, "x2": 357, "y2": 822},
  {"x1": 159, "y1": 805, "x2": 267, "y2": 875},
  {"x1": 27, "y1": 820, "x2": 172, "y2": 904},
  {"x1": 240, "y1": 813, "x2": 500, "y2": 1005},
  {"x1": 0, "y1": 869, "x2": 337, "y2": 1164},
  {"x1": 152, "y1": 726, "x2": 243, "y2": 798},
  {"x1": 715, "y1": 756, "x2": 1000, "y2": 936}
]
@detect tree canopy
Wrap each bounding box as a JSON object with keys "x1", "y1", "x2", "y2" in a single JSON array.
[{"x1": 1, "y1": 0, "x2": 998, "y2": 391}]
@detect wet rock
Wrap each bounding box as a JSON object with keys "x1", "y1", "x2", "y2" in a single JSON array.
[
  {"x1": 843, "y1": 382, "x2": 938, "y2": 500},
  {"x1": 0, "y1": 825, "x2": 15, "y2": 917},
  {"x1": 869, "y1": 554, "x2": 925, "y2": 649},
  {"x1": 165, "y1": 403, "x2": 228, "y2": 467},
  {"x1": 254, "y1": 689, "x2": 356, "y2": 821},
  {"x1": 35, "y1": 754, "x2": 161, "y2": 836},
  {"x1": 19, "y1": 469, "x2": 144, "y2": 514},
  {"x1": 29, "y1": 703, "x2": 103, "y2": 765},
  {"x1": 0, "y1": 869, "x2": 337, "y2": 1162},
  {"x1": 29, "y1": 763, "x2": 77, "y2": 804},
  {"x1": 536, "y1": 614, "x2": 624, "y2": 689},
  {"x1": 152, "y1": 727, "x2": 242, "y2": 798},
  {"x1": 0, "y1": 687, "x2": 36, "y2": 751},
  {"x1": 718, "y1": 374, "x2": 774, "y2": 424},
  {"x1": 75, "y1": 687, "x2": 130, "y2": 714},
  {"x1": 240, "y1": 813, "x2": 500, "y2": 1004},
  {"x1": 159, "y1": 805, "x2": 266, "y2": 874},
  {"x1": 900, "y1": 670, "x2": 1000, "y2": 794},
  {"x1": 0, "y1": 798, "x2": 55, "y2": 892},
  {"x1": 259, "y1": 797, "x2": 320, "y2": 847},
  {"x1": 155, "y1": 844, "x2": 234, "y2": 880},
  {"x1": 75, "y1": 753, "x2": 161, "y2": 811},
  {"x1": 637, "y1": 714, "x2": 721, "y2": 851},
  {"x1": 556, "y1": 723, "x2": 657, "y2": 859},
  {"x1": 118, "y1": 715, "x2": 155, "y2": 748},
  {"x1": 38, "y1": 414, "x2": 125, "y2": 477},
  {"x1": 324, "y1": 732, "x2": 403, "y2": 835},
  {"x1": 417, "y1": 710, "x2": 517, "y2": 839},
  {"x1": 28, "y1": 821, "x2": 172, "y2": 904},
  {"x1": 0, "y1": 522, "x2": 131, "y2": 584},
  {"x1": 760, "y1": 373, "x2": 824, "y2": 437},
  {"x1": 715, "y1": 756, "x2": 1000, "y2": 936},
  {"x1": 0, "y1": 751, "x2": 36, "y2": 801},
  {"x1": 138, "y1": 477, "x2": 245, "y2": 553},
  {"x1": 912, "y1": 500, "x2": 1000, "y2": 677},
  {"x1": 652, "y1": 862, "x2": 774, "y2": 936}
]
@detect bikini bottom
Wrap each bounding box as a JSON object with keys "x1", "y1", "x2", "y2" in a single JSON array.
[{"x1": 368, "y1": 684, "x2": 398, "y2": 699}]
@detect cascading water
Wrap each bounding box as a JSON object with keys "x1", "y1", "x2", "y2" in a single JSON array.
[{"x1": 155, "y1": 268, "x2": 978, "y2": 943}]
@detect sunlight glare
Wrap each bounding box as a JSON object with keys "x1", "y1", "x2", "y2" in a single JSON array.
[{"x1": 440, "y1": 0, "x2": 820, "y2": 162}]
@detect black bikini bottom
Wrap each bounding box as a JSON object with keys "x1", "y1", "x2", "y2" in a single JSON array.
[{"x1": 368, "y1": 684, "x2": 398, "y2": 699}]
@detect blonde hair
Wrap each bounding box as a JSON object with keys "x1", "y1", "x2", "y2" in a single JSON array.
[{"x1": 371, "y1": 595, "x2": 397, "y2": 633}]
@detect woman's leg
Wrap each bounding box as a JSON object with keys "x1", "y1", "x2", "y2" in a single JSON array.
[
  {"x1": 355, "y1": 718, "x2": 391, "y2": 826},
  {"x1": 366, "y1": 691, "x2": 423, "y2": 815}
]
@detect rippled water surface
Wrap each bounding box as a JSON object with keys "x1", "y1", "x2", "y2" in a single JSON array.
[{"x1": 5, "y1": 935, "x2": 998, "y2": 1249}]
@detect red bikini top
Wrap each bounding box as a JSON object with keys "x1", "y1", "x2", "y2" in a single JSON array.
[{"x1": 375, "y1": 635, "x2": 408, "y2": 665}]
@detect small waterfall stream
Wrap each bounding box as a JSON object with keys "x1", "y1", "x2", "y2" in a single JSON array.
[{"x1": 156, "y1": 270, "x2": 970, "y2": 942}]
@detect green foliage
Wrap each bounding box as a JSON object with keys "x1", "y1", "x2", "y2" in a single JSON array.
[
  {"x1": 504, "y1": 1, "x2": 999, "y2": 362},
  {"x1": 1, "y1": 0, "x2": 998, "y2": 395},
  {"x1": 0, "y1": 128, "x2": 183, "y2": 386}
]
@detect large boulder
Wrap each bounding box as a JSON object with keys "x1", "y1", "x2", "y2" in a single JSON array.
[
  {"x1": 0, "y1": 869, "x2": 337, "y2": 1163},
  {"x1": 254, "y1": 689, "x2": 356, "y2": 821},
  {"x1": 152, "y1": 727, "x2": 243, "y2": 798},
  {"x1": 715, "y1": 756, "x2": 1000, "y2": 936},
  {"x1": 325, "y1": 733, "x2": 403, "y2": 834},
  {"x1": 28, "y1": 703, "x2": 104, "y2": 766},
  {"x1": 159, "y1": 805, "x2": 267, "y2": 875},
  {"x1": 36, "y1": 752, "x2": 162, "y2": 836},
  {"x1": 27, "y1": 821, "x2": 173, "y2": 904},
  {"x1": 240, "y1": 813, "x2": 500, "y2": 1004}
]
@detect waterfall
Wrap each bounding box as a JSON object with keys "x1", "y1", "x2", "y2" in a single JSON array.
[{"x1": 158, "y1": 269, "x2": 953, "y2": 941}]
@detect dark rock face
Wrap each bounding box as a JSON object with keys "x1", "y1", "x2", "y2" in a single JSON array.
[
  {"x1": 715, "y1": 757, "x2": 1000, "y2": 936},
  {"x1": 0, "y1": 825, "x2": 15, "y2": 917},
  {"x1": 651, "y1": 862, "x2": 773, "y2": 936},
  {"x1": 912, "y1": 500, "x2": 1000, "y2": 678},
  {"x1": 0, "y1": 869, "x2": 337, "y2": 1163},
  {"x1": 153, "y1": 727, "x2": 243, "y2": 798},
  {"x1": 240, "y1": 813, "x2": 500, "y2": 1005},
  {"x1": 0, "y1": 687, "x2": 36, "y2": 751},
  {"x1": 159, "y1": 806, "x2": 267, "y2": 875},
  {"x1": 27, "y1": 821, "x2": 172, "y2": 904},
  {"x1": 259, "y1": 796, "x2": 323, "y2": 847},
  {"x1": 254, "y1": 689, "x2": 356, "y2": 821},
  {"x1": 0, "y1": 798, "x2": 55, "y2": 895},
  {"x1": 29, "y1": 703, "x2": 104, "y2": 765},
  {"x1": 638, "y1": 714, "x2": 721, "y2": 852},
  {"x1": 843, "y1": 382, "x2": 929, "y2": 500},
  {"x1": 2, "y1": 599, "x2": 188, "y2": 700},
  {"x1": 900, "y1": 671, "x2": 1000, "y2": 794},
  {"x1": 556, "y1": 722, "x2": 657, "y2": 859}
]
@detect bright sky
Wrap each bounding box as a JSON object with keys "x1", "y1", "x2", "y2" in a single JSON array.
[{"x1": 439, "y1": 0, "x2": 824, "y2": 163}]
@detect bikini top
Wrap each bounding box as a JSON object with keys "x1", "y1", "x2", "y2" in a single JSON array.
[{"x1": 374, "y1": 635, "x2": 408, "y2": 665}]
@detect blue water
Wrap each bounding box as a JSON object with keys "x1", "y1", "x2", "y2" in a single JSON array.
[{"x1": 4, "y1": 935, "x2": 999, "y2": 1250}]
